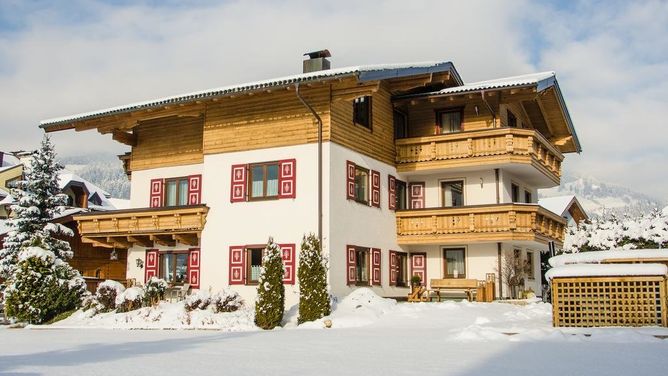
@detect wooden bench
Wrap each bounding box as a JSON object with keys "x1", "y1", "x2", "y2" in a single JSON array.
[{"x1": 430, "y1": 279, "x2": 480, "y2": 302}]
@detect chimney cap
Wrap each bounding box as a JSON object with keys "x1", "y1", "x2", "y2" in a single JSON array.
[{"x1": 303, "y1": 49, "x2": 331, "y2": 59}]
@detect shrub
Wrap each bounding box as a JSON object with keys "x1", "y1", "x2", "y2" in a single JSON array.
[
  {"x1": 184, "y1": 290, "x2": 211, "y2": 312},
  {"x1": 254, "y1": 238, "x2": 285, "y2": 330},
  {"x1": 143, "y1": 277, "x2": 167, "y2": 307},
  {"x1": 297, "y1": 233, "x2": 330, "y2": 324},
  {"x1": 96, "y1": 280, "x2": 126, "y2": 312},
  {"x1": 212, "y1": 289, "x2": 244, "y2": 313},
  {"x1": 115, "y1": 287, "x2": 145, "y2": 313}
]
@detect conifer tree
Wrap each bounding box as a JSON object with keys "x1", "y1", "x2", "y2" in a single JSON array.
[
  {"x1": 0, "y1": 136, "x2": 70, "y2": 279},
  {"x1": 297, "y1": 233, "x2": 330, "y2": 324},
  {"x1": 254, "y1": 238, "x2": 285, "y2": 330}
]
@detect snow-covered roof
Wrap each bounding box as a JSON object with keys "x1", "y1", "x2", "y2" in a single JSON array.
[
  {"x1": 406, "y1": 71, "x2": 557, "y2": 97},
  {"x1": 538, "y1": 195, "x2": 588, "y2": 220},
  {"x1": 58, "y1": 171, "x2": 117, "y2": 211},
  {"x1": 108, "y1": 198, "x2": 130, "y2": 210},
  {"x1": 545, "y1": 263, "x2": 668, "y2": 280},
  {"x1": 40, "y1": 61, "x2": 461, "y2": 128},
  {"x1": 0, "y1": 152, "x2": 22, "y2": 174},
  {"x1": 549, "y1": 249, "x2": 668, "y2": 267},
  {"x1": 0, "y1": 194, "x2": 13, "y2": 206},
  {"x1": 0, "y1": 219, "x2": 9, "y2": 236}
]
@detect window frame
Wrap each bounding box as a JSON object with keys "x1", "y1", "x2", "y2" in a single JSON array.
[
  {"x1": 395, "y1": 251, "x2": 409, "y2": 287},
  {"x1": 245, "y1": 247, "x2": 265, "y2": 285},
  {"x1": 435, "y1": 107, "x2": 464, "y2": 134},
  {"x1": 158, "y1": 251, "x2": 190, "y2": 285},
  {"x1": 164, "y1": 177, "x2": 189, "y2": 207},
  {"x1": 247, "y1": 161, "x2": 280, "y2": 201},
  {"x1": 508, "y1": 109, "x2": 518, "y2": 128},
  {"x1": 355, "y1": 247, "x2": 371, "y2": 286},
  {"x1": 511, "y1": 183, "x2": 520, "y2": 203},
  {"x1": 524, "y1": 190, "x2": 532, "y2": 204},
  {"x1": 443, "y1": 247, "x2": 467, "y2": 279},
  {"x1": 440, "y1": 179, "x2": 465, "y2": 207},
  {"x1": 353, "y1": 165, "x2": 370, "y2": 204},
  {"x1": 393, "y1": 109, "x2": 408, "y2": 139},
  {"x1": 353, "y1": 95, "x2": 372, "y2": 130},
  {"x1": 395, "y1": 179, "x2": 408, "y2": 210}
]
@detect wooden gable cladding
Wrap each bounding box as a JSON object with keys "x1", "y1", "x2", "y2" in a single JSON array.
[
  {"x1": 131, "y1": 115, "x2": 204, "y2": 171},
  {"x1": 330, "y1": 81, "x2": 396, "y2": 165},
  {"x1": 202, "y1": 85, "x2": 331, "y2": 155}
]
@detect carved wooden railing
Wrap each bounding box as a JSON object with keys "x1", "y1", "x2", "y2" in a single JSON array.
[
  {"x1": 395, "y1": 128, "x2": 563, "y2": 180},
  {"x1": 396, "y1": 204, "x2": 566, "y2": 244}
]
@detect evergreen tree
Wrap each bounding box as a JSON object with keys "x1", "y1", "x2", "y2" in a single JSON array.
[
  {"x1": 254, "y1": 238, "x2": 285, "y2": 330},
  {"x1": 0, "y1": 136, "x2": 70, "y2": 279},
  {"x1": 297, "y1": 233, "x2": 330, "y2": 324}
]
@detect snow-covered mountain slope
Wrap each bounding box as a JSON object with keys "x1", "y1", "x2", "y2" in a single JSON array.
[
  {"x1": 540, "y1": 174, "x2": 665, "y2": 217},
  {"x1": 59, "y1": 153, "x2": 130, "y2": 199}
]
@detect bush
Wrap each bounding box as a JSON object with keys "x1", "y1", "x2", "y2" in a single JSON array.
[
  {"x1": 115, "y1": 287, "x2": 145, "y2": 313},
  {"x1": 3, "y1": 247, "x2": 86, "y2": 324},
  {"x1": 255, "y1": 238, "x2": 285, "y2": 330},
  {"x1": 184, "y1": 290, "x2": 211, "y2": 312},
  {"x1": 96, "y1": 280, "x2": 126, "y2": 312},
  {"x1": 143, "y1": 277, "x2": 167, "y2": 307},
  {"x1": 212, "y1": 289, "x2": 243, "y2": 313},
  {"x1": 297, "y1": 233, "x2": 331, "y2": 324}
]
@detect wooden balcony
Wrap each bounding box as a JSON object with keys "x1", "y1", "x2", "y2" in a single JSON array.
[
  {"x1": 74, "y1": 205, "x2": 209, "y2": 249},
  {"x1": 395, "y1": 128, "x2": 563, "y2": 184},
  {"x1": 396, "y1": 204, "x2": 566, "y2": 245}
]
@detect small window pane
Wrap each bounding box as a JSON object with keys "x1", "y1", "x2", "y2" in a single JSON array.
[
  {"x1": 445, "y1": 249, "x2": 466, "y2": 278},
  {"x1": 442, "y1": 181, "x2": 464, "y2": 207},
  {"x1": 353, "y1": 96, "x2": 371, "y2": 128},
  {"x1": 248, "y1": 248, "x2": 263, "y2": 283},
  {"x1": 396, "y1": 181, "x2": 407, "y2": 210},
  {"x1": 356, "y1": 248, "x2": 369, "y2": 283},
  {"x1": 439, "y1": 111, "x2": 461, "y2": 134},
  {"x1": 266, "y1": 164, "x2": 279, "y2": 197},
  {"x1": 354, "y1": 167, "x2": 368, "y2": 202},
  {"x1": 165, "y1": 181, "x2": 177, "y2": 206},
  {"x1": 394, "y1": 110, "x2": 407, "y2": 139},
  {"x1": 251, "y1": 165, "x2": 264, "y2": 198},
  {"x1": 175, "y1": 254, "x2": 188, "y2": 283},
  {"x1": 524, "y1": 190, "x2": 532, "y2": 204},
  {"x1": 511, "y1": 184, "x2": 520, "y2": 203},
  {"x1": 178, "y1": 179, "x2": 189, "y2": 205},
  {"x1": 161, "y1": 253, "x2": 175, "y2": 282}
]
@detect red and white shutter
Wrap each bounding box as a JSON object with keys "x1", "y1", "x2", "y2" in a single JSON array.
[
  {"x1": 371, "y1": 170, "x2": 381, "y2": 208},
  {"x1": 278, "y1": 159, "x2": 297, "y2": 199},
  {"x1": 389, "y1": 251, "x2": 398, "y2": 286},
  {"x1": 230, "y1": 164, "x2": 248, "y2": 203},
  {"x1": 409, "y1": 182, "x2": 425, "y2": 209},
  {"x1": 346, "y1": 245, "x2": 357, "y2": 285},
  {"x1": 410, "y1": 253, "x2": 427, "y2": 286},
  {"x1": 188, "y1": 248, "x2": 201, "y2": 289},
  {"x1": 388, "y1": 175, "x2": 396, "y2": 211},
  {"x1": 279, "y1": 243, "x2": 296, "y2": 284},
  {"x1": 346, "y1": 161, "x2": 356, "y2": 200},
  {"x1": 187, "y1": 175, "x2": 202, "y2": 205},
  {"x1": 371, "y1": 248, "x2": 381, "y2": 285},
  {"x1": 144, "y1": 249, "x2": 159, "y2": 283},
  {"x1": 149, "y1": 179, "x2": 164, "y2": 207},
  {"x1": 229, "y1": 246, "x2": 246, "y2": 285}
]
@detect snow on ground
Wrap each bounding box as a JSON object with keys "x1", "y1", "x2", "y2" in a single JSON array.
[{"x1": 2, "y1": 288, "x2": 667, "y2": 375}]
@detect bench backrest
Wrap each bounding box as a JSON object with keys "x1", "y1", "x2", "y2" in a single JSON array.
[{"x1": 431, "y1": 278, "x2": 479, "y2": 289}]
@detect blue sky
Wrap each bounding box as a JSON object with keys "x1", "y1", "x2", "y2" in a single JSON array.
[{"x1": 1, "y1": 0, "x2": 667, "y2": 201}]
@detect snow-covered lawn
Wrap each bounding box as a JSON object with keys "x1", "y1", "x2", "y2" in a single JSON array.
[{"x1": 2, "y1": 289, "x2": 667, "y2": 375}]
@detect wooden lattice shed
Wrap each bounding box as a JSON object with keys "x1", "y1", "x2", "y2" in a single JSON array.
[{"x1": 547, "y1": 262, "x2": 668, "y2": 328}]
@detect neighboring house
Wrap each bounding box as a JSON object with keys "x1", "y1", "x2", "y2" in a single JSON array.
[
  {"x1": 0, "y1": 152, "x2": 129, "y2": 290},
  {"x1": 539, "y1": 195, "x2": 589, "y2": 227},
  {"x1": 39, "y1": 51, "x2": 580, "y2": 301},
  {"x1": 0, "y1": 152, "x2": 24, "y2": 219}
]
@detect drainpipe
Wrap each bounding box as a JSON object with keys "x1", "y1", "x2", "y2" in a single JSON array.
[
  {"x1": 497, "y1": 242, "x2": 503, "y2": 299},
  {"x1": 481, "y1": 90, "x2": 497, "y2": 127},
  {"x1": 295, "y1": 83, "x2": 323, "y2": 245}
]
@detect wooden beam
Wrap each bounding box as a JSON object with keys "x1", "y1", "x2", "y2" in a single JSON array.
[
  {"x1": 127, "y1": 236, "x2": 153, "y2": 248},
  {"x1": 172, "y1": 233, "x2": 199, "y2": 246},
  {"x1": 81, "y1": 237, "x2": 114, "y2": 249},
  {"x1": 106, "y1": 236, "x2": 131, "y2": 249},
  {"x1": 150, "y1": 234, "x2": 175, "y2": 247},
  {"x1": 551, "y1": 135, "x2": 573, "y2": 146},
  {"x1": 112, "y1": 130, "x2": 137, "y2": 146}
]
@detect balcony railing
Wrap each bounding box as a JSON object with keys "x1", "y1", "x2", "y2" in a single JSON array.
[
  {"x1": 74, "y1": 205, "x2": 209, "y2": 248},
  {"x1": 395, "y1": 128, "x2": 563, "y2": 181},
  {"x1": 395, "y1": 204, "x2": 566, "y2": 245}
]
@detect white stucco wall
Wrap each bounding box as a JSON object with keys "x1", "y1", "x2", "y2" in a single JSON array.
[{"x1": 405, "y1": 169, "x2": 498, "y2": 208}]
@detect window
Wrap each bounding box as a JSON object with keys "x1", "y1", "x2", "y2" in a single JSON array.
[
  {"x1": 353, "y1": 96, "x2": 372, "y2": 129},
  {"x1": 508, "y1": 110, "x2": 518, "y2": 128},
  {"x1": 246, "y1": 248, "x2": 264, "y2": 284},
  {"x1": 437, "y1": 109, "x2": 462, "y2": 134},
  {"x1": 526, "y1": 251, "x2": 535, "y2": 280},
  {"x1": 441, "y1": 180, "x2": 464, "y2": 207},
  {"x1": 511, "y1": 183, "x2": 520, "y2": 203},
  {"x1": 396, "y1": 180, "x2": 407, "y2": 210},
  {"x1": 355, "y1": 247, "x2": 370, "y2": 285},
  {"x1": 249, "y1": 162, "x2": 279, "y2": 200},
  {"x1": 354, "y1": 165, "x2": 369, "y2": 203},
  {"x1": 165, "y1": 177, "x2": 189, "y2": 206},
  {"x1": 524, "y1": 190, "x2": 532, "y2": 204},
  {"x1": 443, "y1": 248, "x2": 466, "y2": 278},
  {"x1": 393, "y1": 110, "x2": 408, "y2": 139},
  {"x1": 159, "y1": 252, "x2": 189, "y2": 284},
  {"x1": 396, "y1": 252, "x2": 408, "y2": 287}
]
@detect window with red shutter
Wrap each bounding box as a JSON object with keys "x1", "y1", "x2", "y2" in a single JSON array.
[
  {"x1": 389, "y1": 250, "x2": 397, "y2": 286},
  {"x1": 144, "y1": 249, "x2": 159, "y2": 283},
  {"x1": 187, "y1": 175, "x2": 202, "y2": 205},
  {"x1": 371, "y1": 170, "x2": 380, "y2": 208},
  {"x1": 279, "y1": 244, "x2": 296, "y2": 284},
  {"x1": 409, "y1": 182, "x2": 425, "y2": 209},
  {"x1": 229, "y1": 246, "x2": 246, "y2": 284},
  {"x1": 410, "y1": 252, "x2": 427, "y2": 286},
  {"x1": 187, "y1": 248, "x2": 201, "y2": 288},
  {"x1": 149, "y1": 179, "x2": 164, "y2": 207},
  {"x1": 371, "y1": 248, "x2": 381, "y2": 285},
  {"x1": 278, "y1": 159, "x2": 296, "y2": 199},
  {"x1": 388, "y1": 175, "x2": 396, "y2": 211},
  {"x1": 230, "y1": 164, "x2": 248, "y2": 203},
  {"x1": 346, "y1": 245, "x2": 357, "y2": 285},
  {"x1": 346, "y1": 161, "x2": 356, "y2": 200}
]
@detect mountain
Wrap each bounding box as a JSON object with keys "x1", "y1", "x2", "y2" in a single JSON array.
[
  {"x1": 58, "y1": 153, "x2": 130, "y2": 199},
  {"x1": 539, "y1": 174, "x2": 665, "y2": 217}
]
